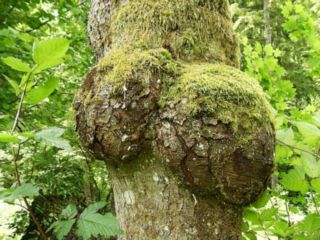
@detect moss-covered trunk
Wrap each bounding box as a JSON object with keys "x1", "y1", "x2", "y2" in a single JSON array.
[{"x1": 74, "y1": 0, "x2": 275, "y2": 239}]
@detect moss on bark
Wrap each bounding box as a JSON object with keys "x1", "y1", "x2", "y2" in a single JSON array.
[
  {"x1": 160, "y1": 62, "x2": 274, "y2": 130},
  {"x1": 74, "y1": 47, "x2": 274, "y2": 205},
  {"x1": 89, "y1": 0, "x2": 239, "y2": 66},
  {"x1": 74, "y1": 0, "x2": 276, "y2": 238}
]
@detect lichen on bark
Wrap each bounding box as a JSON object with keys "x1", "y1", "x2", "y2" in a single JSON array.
[{"x1": 74, "y1": 0, "x2": 276, "y2": 239}]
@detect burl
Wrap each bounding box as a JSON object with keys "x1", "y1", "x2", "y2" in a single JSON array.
[{"x1": 73, "y1": 0, "x2": 275, "y2": 239}]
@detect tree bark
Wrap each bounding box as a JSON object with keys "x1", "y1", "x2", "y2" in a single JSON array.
[
  {"x1": 74, "y1": 1, "x2": 275, "y2": 239},
  {"x1": 264, "y1": 0, "x2": 272, "y2": 45},
  {"x1": 109, "y1": 152, "x2": 243, "y2": 240}
]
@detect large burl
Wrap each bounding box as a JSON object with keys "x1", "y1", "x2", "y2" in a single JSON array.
[{"x1": 74, "y1": 0, "x2": 275, "y2": 239}]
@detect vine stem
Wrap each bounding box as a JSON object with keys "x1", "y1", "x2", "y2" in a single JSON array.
[{"x1": 10, "y1": 70, "x2": 48, "y2": 240}]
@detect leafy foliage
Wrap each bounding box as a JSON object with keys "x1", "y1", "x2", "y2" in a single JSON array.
[
  {"x1": 0, "y1": 0, "x2": 319, "y2": 239},
  {"x1": 50, "y1": 202, "x2": 122, "y2": 240},
  {"x1": 0, "y1": 183, "x2": 39, "y2": 203},
  {"x1": 34, "y1": 127, "x2": 72, "y2": 151},
  {"x1": 0, "y1": 1, "x2": 115, "y2": 238},
  {"x1": 33, "y1": 38, "x2": 70, "y2": 72},
  {"x1": 231, "y1": 0, "x2": 320, "y2": 239}
]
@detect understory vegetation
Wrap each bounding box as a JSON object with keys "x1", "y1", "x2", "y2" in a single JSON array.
[{"x1": 0, "y1": 0, "x2": 319, "y2": 239}]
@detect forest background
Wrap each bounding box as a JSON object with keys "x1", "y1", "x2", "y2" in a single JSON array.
[{"x1": 0, "y1": 0, "x2": 320, "y2": 239}]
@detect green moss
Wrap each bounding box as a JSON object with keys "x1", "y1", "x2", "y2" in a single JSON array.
[
  {"x1": 160, "y1": 63, "x2": 274, "y2": 131},
  {"x1": 96, "y1": 47, "x2": 273, "y2": 131},
  {"x1": 109, "y1": 0, "x2": 239, "y2": 66},
  {"x1": 97, "y1": 46, "x2": 179, "y2": 93}
]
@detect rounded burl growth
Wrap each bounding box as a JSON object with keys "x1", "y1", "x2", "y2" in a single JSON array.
[
  {"x1": 157, "y1": 63, "x2": 274, "y2": 205},
  {"x1": 74, "y1": 47, "x2": 177, "y2": 161},
  {"x1": 75, "y1": 1, "x2": 275, "y2": 223},
  {"x1": 74, "y1": 48, "x2": 274, "y2": 206}
]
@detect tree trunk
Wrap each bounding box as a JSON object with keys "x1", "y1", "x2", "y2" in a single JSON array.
[
  {"x1": 264, "y1": 0, "x2": 272, "y2": 45},
  {"x1": 74, "y1": 0, "x2": 275, "y2": 239},
  {"x1": 109, "y1": 151, "x2": 243, "y2": 240}
]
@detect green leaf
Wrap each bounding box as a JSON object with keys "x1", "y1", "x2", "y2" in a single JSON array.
[
  {"x1": 272, "y1": 220, "x2": 290, "y2": 237},
  {"x1": 0, "y1": 188, "x2": 14, "y2": 200},
  {"x1": 3, "y1": 75, "x2": 19, "y2": 94},
  {"x1": 19, "y1": 74, "x2": 32, "y2": 89},
  {"x1": 301, "y1": 153, "x2": 320, "y2": 178},
  {"x1": 33, "y1": 38, "x2": 70, "y2": 72},
  {"x1": 275, "y1": 145, "x2": 293, "y2": 164},
  {"x1": 312, "y1": 111, "x2": 320, "y2": 127},
  {"x1": 82, "y1": 201, "x2": 107, "y2": 215},
  {"x1": 243, "y1": 209, "x2": 260, "y2": 225},
  {"x1": 264, "y1": 44, "x2": 274, "y2": 56},
  {"x1": 311, "y1": 179, "x2": 320, "y2": 193},
  {"x1": 243, "y1": 232, "x2": 257, "y2": 240},
  {"x1": 61, "y1": 204, "x2": 78, "y2": 219},
  {"x1": 277, "y1": 128, "x2": 295, "y2": 145},
  {"x1": 18, "y1": 132, "x2": 34, "y2": 138},
  {"x1": 280, "y1": 169, "x2": 308, "y2": 193},
  {"x1": 1, "y1": 57, "x2": 31, "y2": 72},
  {"x1": 251, "y1": 191, "x2": 270, "y2": 208},
  {"x1": 295, "y1": 121, "x2": 320, "y2": 145},
  {"x1": 291, "y1": 236, "x2": 312, "y2": 240},
  {"x1": 76, "y1": 212, "x2": 122, "y2": 240},
  {"x1": 25, "y1": 77, "x2": 59, "y2": 105},
  {"x1": 50, "y1": 219, "x2": 76, "y2": 240},
  {"x1": 75, "y1": 201, "x2": 121, "y2": 240},
  {"x1": 35, "y1": 127, "x2": 72, "y2": 151},
  {"x1": 0, "y1": 132, "x2": 19, "y2": 143},
  {"x1": 297, "y1": 214, "x2": 320, "y2": 233},
  {"x1": 10, "y1": 183, "x2": 39, "y2": 199},
  {"x1": 260, "y1": 208, "x2": 277, "y2": 221}
]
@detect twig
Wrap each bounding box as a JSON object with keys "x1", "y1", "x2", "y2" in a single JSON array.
[
  {"x1": 12, "y1": 144, "x2": 22, "y2": 184},
  {"x1": 11, "y1": 83, "x2": 28, "y2": 133},
  {"x1": 277, "y1": 139, "x2": 320, "y2": 159},
  {"x1": 285, "y1": 200, "x2": 292, "y2": 226},
  {"x1": 11, "y1": 143, "x2": 48, "y2": 240},
  {"x1": 25, "y1": 20, "x2": 51, "y2": 33},
  {"x1": 10, "y1": 73, "x2": 48, "y2": 239}
]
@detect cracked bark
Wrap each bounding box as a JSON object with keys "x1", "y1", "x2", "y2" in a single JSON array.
[{"x1": 74, "y1": 0, "x2": 275, "y2": 239}]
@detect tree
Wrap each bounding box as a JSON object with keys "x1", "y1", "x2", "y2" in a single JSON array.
[{"x1": 73, "y1": 0, "x2": 275, "y2": 239}]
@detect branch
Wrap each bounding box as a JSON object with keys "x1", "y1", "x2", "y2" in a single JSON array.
[
  {"x1": 12, "y1": 143, "x2": 48, "y2": 240},
  {"x1": 25, "y1": 20, "x2": 51, "y2": 33},
  {"x1": 284, "y1": 200, "x2": 292, "y2": 226},
  {"x1": 276, "y1": 139, "x2": 320, "y2": 159},
  {"x1": 10, "y1": 73, "x2": 48, "y2": 240},
  {"x1": 11, "y1": 82, "x2": 28, "y2": 133}
]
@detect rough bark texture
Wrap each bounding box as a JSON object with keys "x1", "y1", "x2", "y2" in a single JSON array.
[
  {"x1": 264, "y1": 0, "x2": 272, "y2": 44},
  {"x1": 109, "y1": 152, "x2": 243, "y2": 240},
  {"x1": 74, "y1": 0, "x2": 276, "y2": 239}
]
